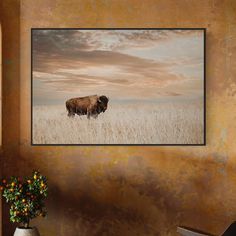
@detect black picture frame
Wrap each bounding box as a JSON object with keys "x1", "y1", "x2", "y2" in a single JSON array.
[{"x1": 31, "y1": 28, "x2": 206, "y2": 146}]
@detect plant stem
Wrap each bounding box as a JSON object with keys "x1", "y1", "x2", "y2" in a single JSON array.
[{"x1": 24, "y1": 218, "x2": 29, "y2": 228}]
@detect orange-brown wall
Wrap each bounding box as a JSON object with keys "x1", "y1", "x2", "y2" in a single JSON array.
[{"x1": 1, "y1": 0, "x2": 236, "y2": 235}]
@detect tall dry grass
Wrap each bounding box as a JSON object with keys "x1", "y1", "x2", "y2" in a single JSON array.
[{"x1": 32, "y1": 101, "x2": 204, "y2": 144}]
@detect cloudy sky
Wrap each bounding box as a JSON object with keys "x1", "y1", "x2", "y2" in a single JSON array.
[{"x1": 32, "y1": 29, "x2": 204, "y2": 105}]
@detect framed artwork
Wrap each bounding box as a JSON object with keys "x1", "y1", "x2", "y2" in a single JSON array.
[{"x1": 31, "y1": 28, "x2": 206, "y2": 145}]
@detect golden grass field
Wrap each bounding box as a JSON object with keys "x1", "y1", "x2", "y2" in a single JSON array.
[{"x1": 32, "y1": 101, "x2": 204, "y2": 144}]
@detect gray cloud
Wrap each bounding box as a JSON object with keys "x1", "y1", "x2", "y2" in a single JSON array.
[{"x1": 32, "y1": 29, "x2": 204, "y2": 105}]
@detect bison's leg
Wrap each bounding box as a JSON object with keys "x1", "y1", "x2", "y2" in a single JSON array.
[
  {"x1": 87, "y1": 112, "x2": 91, "y2": 119},
  {"x1": 87, "y1": 107, "x2": 92, "y2": 119},
  {"x1": 68, "y1": 111, "x2": 75, "y2": 117},
  {"x1": 87, "y1": 105, "x2": 98, "y2": 119},
  {"x1": 92, "y1": 113, "x2": 98, "y2": 119}
]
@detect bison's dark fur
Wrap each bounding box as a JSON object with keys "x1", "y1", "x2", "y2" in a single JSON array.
[{"x1": 66, "y1": 95, "x2": 109, "y2": 119}]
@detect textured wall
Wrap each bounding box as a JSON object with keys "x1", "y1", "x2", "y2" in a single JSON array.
[
  {"x1": 1, "y1": 0, "x2": 236, "y2": 235},
  {"x1": 0, "y1": 1, "x2": 20, "y2": 235}
]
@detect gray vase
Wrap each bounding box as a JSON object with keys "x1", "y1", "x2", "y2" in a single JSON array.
[{"x1": 13, "y1": 227, "x2": 40, "y2": 236}]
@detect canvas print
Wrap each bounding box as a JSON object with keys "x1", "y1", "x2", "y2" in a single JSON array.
[{"x1": 32, "y1": 29, "x2": 205, "y2": 145}]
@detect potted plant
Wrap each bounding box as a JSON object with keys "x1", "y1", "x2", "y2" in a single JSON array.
[{"x1": 0, "y1": 171, "x2": 48, "y2": 236}]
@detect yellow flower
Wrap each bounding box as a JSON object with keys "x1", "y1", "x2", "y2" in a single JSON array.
[
  {"x1": 11, "y1": 182, "x2": 15, "y2": 187},
  {"x1": 22, "y1": 199, "x2": 26, "y2": 203},
  {"x1": 34, "y1": 174, "x2": 37, "y2": 180},
  {"x1": 27, "y1": 180, "x2": 31, "y2": 184}
]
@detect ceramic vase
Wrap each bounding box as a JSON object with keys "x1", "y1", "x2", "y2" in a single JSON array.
[{"x1": 13, "y1": 227, "x2": 40, "y2": 236}]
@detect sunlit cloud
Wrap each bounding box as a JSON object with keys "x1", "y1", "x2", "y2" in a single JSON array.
[{"x1": 32, "y1": 29, "x2": 204, "y2": 105}]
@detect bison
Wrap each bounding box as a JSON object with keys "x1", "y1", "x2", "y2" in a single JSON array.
[{"x1": 66, "y1": 95, "x2": 109, "y2": 119}]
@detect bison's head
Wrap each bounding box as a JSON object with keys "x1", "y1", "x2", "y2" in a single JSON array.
[{"x1": 97, "y1": 95, "x2": 109, "y2": 113}]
